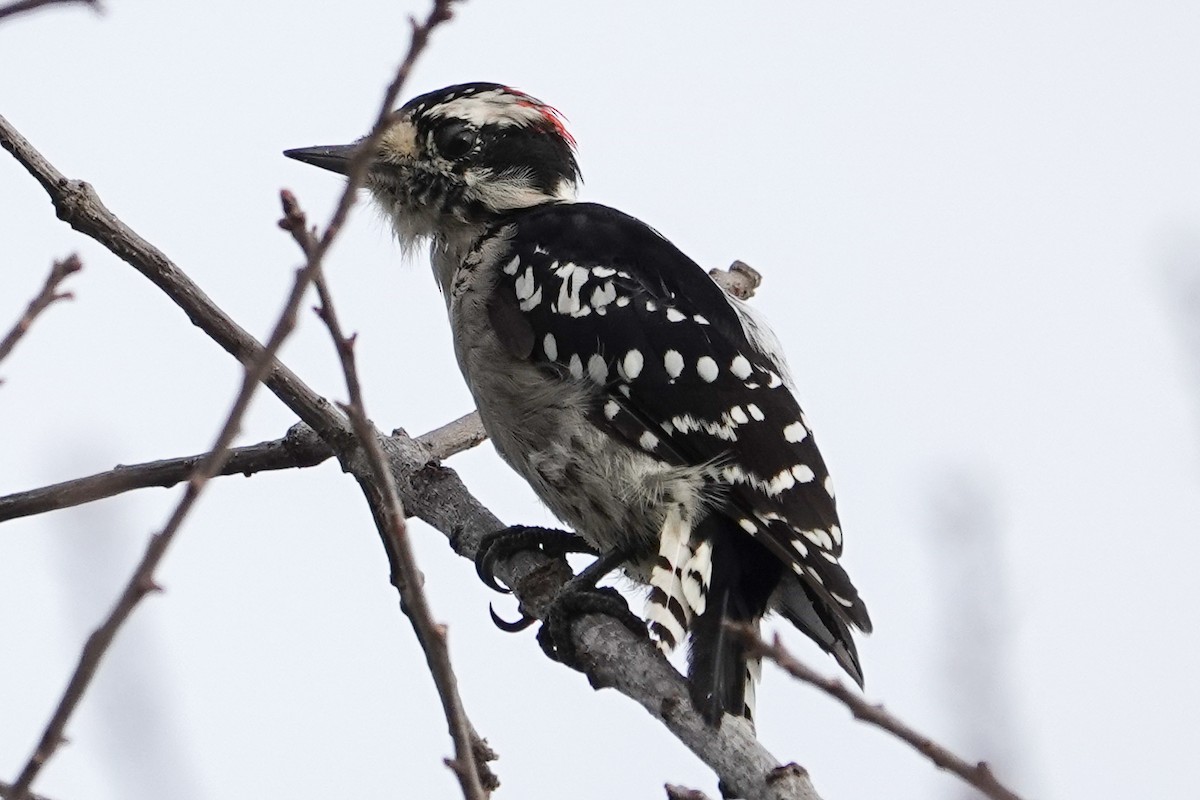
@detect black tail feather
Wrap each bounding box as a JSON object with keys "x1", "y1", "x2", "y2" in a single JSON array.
[
  {"x1": 775, "y1": 575, "x2": 865, "y2": 687},
  {"x1": 687, "y1": 516, "x2": 782, "y2": 725}
]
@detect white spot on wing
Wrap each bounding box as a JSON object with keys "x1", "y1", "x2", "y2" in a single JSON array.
[
  {"x1": 729, "y1": 405, "x2": 749, "y2": 425},
  {"x1": 730, "y1": 354, "x2": 752, "y2": 379},
  {"x1": 792, "y1": 464, "x2": 816, "y2": 482},
  {"x1": 514, "y1": 267, "x2": 536, "y2": 300},
  {"x1": 502, "y1": 256, "x2": 521, "y2": 275},
  {"x1": 518, "y1": 286, "x2": 542, "y2": 312},
  {"x1": 591, "y1": 281, "x2": 617, "y2": 308},
  {"x1": 747, "y1": 404, "x2": 765, "y2": 421},
  {"x1": 604, "y1": 400, "x2": 620, "y2": 420},
  {"x1": 783, "y1": 421, "x2": 807, "y2": 443},
  {"x1": 697, "y1": 356, "x2": 718, "y2": 383},
  {"x1": 664, "y1": 350, "x2": 684, "y2": 379},
  {"x1": 639, "y1": 431, "x2": 659, "y2": 451},
  {"x1": 554, "y1": 262, "x2": 590, "y2": 315},
  {"x1": 568, "y1": 354, "x2": 583, "y2": 379},
  {"x1": 587, "y1": 353, "x2": 608, "y2": 384},
  {"x1": 542, "y1": 333, "x2": 557, "y2": 361},
  {"x1": 666, "y1": 308, "x2": 686, "y2": 322},
  {"x1": 623, "y1": 349, "x2": 644, "y2": 380}
]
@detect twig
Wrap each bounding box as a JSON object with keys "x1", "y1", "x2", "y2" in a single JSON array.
[
  {"x1": 0, "y1": 414, "x2": 485, "y2": 523},
  {"x1": 1, "y1": 11, "x2": 822, "y2": 798},
  {"x1": 0, "y1": 0, "x2": 98, "y2": 22},
  {"x1": 0, "y1": 253, "x2": 81, "y2": 376},
  {"x1": 5, "y1": 235, "x2": 332, "y2": 800},
  {"x1": 280, "y1": 190, "x2": 494, "y2": 797},
  {"x1": 738, "y1": 629, "x2": 1027, "y2": 800},
  {"x1": 0, "y1": 778, "x2": 54, "y2": 800},
  {"x1": 413, "y1": 410, "x2": 488, "y2": 459},
  {"x1": 709, "y1": 260, "x2": 762, "y2": 300}
]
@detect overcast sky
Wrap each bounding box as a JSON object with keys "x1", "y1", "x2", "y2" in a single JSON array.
[{"x1": 3, "y1": 2, "x2": 1199, "y2": 799}]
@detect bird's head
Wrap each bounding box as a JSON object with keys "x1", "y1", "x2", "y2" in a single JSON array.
[{"x1": 285, "y1": 82, "x2": 581, "y2": 251}]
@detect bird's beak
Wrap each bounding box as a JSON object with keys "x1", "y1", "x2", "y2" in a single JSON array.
[{"x1": 283, "y1": 143, "x2": 359, "y2": 175}]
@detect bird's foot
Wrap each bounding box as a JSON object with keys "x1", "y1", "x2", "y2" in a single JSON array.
[
  {"x1": 535, "y1": 549, "x2": 647, "y2": 671},
  {"x1": 475, "y1": 525, "x2": 598, "y2": 594},
  {"x1": 476, "y1": 525, "x2": 600, "y2": 633}
]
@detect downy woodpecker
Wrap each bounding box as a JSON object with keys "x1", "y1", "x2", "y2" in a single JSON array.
[{"x1": 285, "y1": 82, "x2": 870, "y2": 725}]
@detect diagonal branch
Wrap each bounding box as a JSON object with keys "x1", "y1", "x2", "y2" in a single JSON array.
[
  {"x1": 0, "y1": 253, "x2": 81, "y2": 378},
  {"x1": 0, "y1": 413, "x2": 485, "y2": 523},
  {"x1": 280, "y1": 190, "x2": 495, "y2": 797},
  {"x1": 0, "y1": 0, "x2": 98, "y2": 23},
  {"x1": 738, "y1": 629, "x2": 1027, "y2": 800},
  {"x1": 1, "y1": 24, "x2": 822, "y2": 800},
  {"x1": 4, "y1": 223, "x2": 334, "y2": 800}
]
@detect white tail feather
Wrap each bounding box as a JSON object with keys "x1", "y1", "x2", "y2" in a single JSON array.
[
  {"x1": 744, "y1": 638, "x2": 763, "y2": 725},
  {"x1": 646, "y1": 504, "x2": 693, "y2": 653}
]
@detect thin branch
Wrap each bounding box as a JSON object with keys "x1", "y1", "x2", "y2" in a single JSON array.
[
  {"x1": 1, "y1": 10, "x2": 823, "y2": 796},
  {"x1": 0, "y1": 779, "x2": 54, "y2": 800},
  {"x1": 708, "y1": 260, "x2": 761, "y2": 300},
  {"x1": 738, "y1": 629, "x2": 1027, "y2": 800},
  {"x1": 412, "y1": 410, "x2": 488, "y2": 460},
  {"x1": 280, "y1": 190, "x2": 494, "y2": 797},
  {"x1": 0, "y1": 413, "x2": 484, "y2": 523},
  {"x1": 5, "y1": 236, "x2": 330, "y2": 800},
  {"x1": 0, "y1": 0, "x2": 98, "y2": 23},
  {"x1": 0, "y1": 253, "x2": 81, "y2": 375},
  {"x1": 4, "y1": 2, "x2": 463, "y2": 795}
]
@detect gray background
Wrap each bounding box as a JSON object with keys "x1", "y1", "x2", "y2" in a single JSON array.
[{"x1": 3, "y1": 2, "x2": 1198, "y2": 798}]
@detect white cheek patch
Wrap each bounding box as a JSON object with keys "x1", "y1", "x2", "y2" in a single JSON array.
[{"x1": 378, "y1": 119, "x2": 419, "y2": 160}]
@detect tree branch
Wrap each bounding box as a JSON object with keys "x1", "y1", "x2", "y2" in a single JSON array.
[
  {"x1": 0, "y1": 0, "x2": 97, "y2": 23},
  {"x1": 1, "y1": 14, "x2": 824, "y2": 798},
  {"x1": 739, "y1": 629, "x2": 1027, "y2": 800},
  {"x1": 4, "y1": 217, "x2": 334, "y2": 800},
  {"x1": 280, "y1": 190, "x2": 495, "y2": 797},
  {"x1": 0, "y1": 253, "x2": 81, "y2": 378},
  {"x1": 0, "y1": 414, "x2": 485, "y2": 523}
]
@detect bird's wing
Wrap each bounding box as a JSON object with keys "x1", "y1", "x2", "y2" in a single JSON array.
[{"x1": 483, "y1": 201, "x2": 869, "y2": 632}]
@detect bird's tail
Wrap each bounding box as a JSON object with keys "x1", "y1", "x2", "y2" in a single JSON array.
[{"x1": 686, "y1": 516, "x2": 782, "y2": 725}]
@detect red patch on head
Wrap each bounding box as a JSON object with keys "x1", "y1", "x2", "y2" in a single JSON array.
[{"x1": 507, "y1": 86, "x2": 577, "y2": 149}]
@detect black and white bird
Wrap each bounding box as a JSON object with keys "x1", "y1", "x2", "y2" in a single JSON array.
[{"x1": 285, "y1": 82, "x2": 870, "y2": 725}]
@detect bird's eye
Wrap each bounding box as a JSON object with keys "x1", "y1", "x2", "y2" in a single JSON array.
[{"x1": 433, "y1": 122, "x2": 478, "y2": 160}]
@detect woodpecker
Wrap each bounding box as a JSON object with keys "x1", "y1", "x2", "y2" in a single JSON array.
[{"x1": 285, "y1": 82, "x2": 870, "y2": 725}]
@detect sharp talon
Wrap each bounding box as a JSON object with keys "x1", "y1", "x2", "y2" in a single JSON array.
[
  {"x1": 477, "y1": 558, "x2": 512, "y2": 594},
  {"x1": 490, "y1": 603, "x2": 536, "y2": 632},
  {"x1": 475, "y1": 544, "x2": 512, "y2": 593}
]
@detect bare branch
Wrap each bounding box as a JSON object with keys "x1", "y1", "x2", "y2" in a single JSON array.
[
  {"x1": 0, "y1": 416, "x2": 485, "y2": 523},
  {"x1": 5, "y1": 230, "x2": 331, "y2": 800},
  {"x1": 738, "y1": 629, "x2": 1027, "y2": 800},
  {"x1": 0, "y1": 0, "x2": 98, "y2": 23},
  {"x1": 0, "y1": 253, "x2": 81, "y2": 377},
  {"x1": 280, "y1": 190, "x2": 495, "y2": 798},
  {"x1": 1, "y1": 9, "x2": 824, "y2": 795},
  {"x1": 709, "y1": 260, "x2": 761, "y2": 300},
  {"x1": 0, "y1": 778, "x2": 54, "y2": 800},
  {"x1": 413, "y1": 411, "x2": 487, "y2": 460}
]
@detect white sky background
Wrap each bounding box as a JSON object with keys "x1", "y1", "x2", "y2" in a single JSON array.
[{"x1": 2, "y1": 1, "x2": 1199, "y2": 798}]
